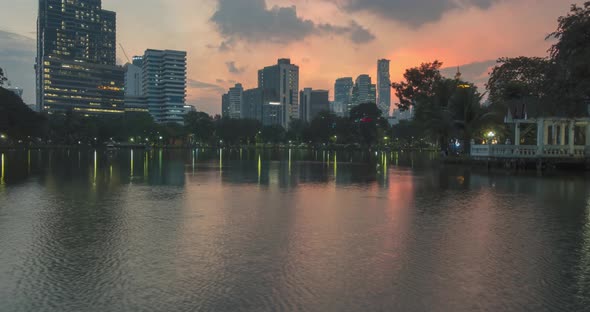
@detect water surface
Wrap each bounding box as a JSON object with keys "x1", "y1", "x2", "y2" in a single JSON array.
[{"x1": 0, "y1": 149, "x2": 589, "y2": 311}]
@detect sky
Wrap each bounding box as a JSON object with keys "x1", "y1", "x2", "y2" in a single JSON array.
[{"x1": 0, "y1": 0, "x2": 583, "y2": 115}]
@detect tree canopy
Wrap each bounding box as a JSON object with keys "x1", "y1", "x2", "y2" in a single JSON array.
[
  {"x1": 487, "y1": 2, "x2": 590, "y2": 117},
  {"x1": 0, "y1": 67, "x2": 7, "y2": 87}
]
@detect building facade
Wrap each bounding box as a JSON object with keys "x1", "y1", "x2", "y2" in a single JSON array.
[
  {"x1": 36, "y1": 0, "x2": 124, "y2": 114},
  {"x1": 300, "y1": 88, "x2": 329, "y2": 123},
  {"x1": 142, "y1": 49, "x2": 187, "y2": 124},
  {"x1": 335, "y1": 77, "x2": 353, "y2": 117},
  {"x1": 352, "y1": 74, "x2": 376, "y2": 107},
  {"x1": 258, "y1": 59, "x2": 299, "y2": 129},
  {"x1": 221, "y1": 93, "x2": 230, "y2": 118},
  {"x1": 242, "y1": 88, "x2": 263, "y2": 120},
  {"x1": 228, "y1": 83, "x2": 243, "y2": 119},
  {"x1": 124, "y1": 56, "x2": 147, "y2": 112},
  {"x1": 377, "y1": 59, "x2": 391, "y2": 117}
]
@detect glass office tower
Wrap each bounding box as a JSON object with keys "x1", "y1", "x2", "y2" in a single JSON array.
[{"x1": 36, "y1": 0, "x2": 124, "y2": 114}]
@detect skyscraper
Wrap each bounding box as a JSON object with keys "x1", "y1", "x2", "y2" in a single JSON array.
[
  {"x1": 123, "y1": 56, "x2": 148, "y2": 112},
  {"x1": 258, "y1": 59, "x2": 299, "y2": 129},
  {"x1": 142, "y1": 49, "x2": 187, "y2": 124},
  {"x1": 36, "y1": 0, "x2": 124, "y2": 114},
  {"x1": 242, "y1": 88, "x2": 263, "y2": 120},
  {"x1": 228, "y1": 83, "x2": 243, "y2": 119},
  {"x1": 300, "y1": 88, "x2": 329, "y2": 123},
  {"x1": 221, "y1": 93, "x2": 230, "y2": 118},
  {"x1": 377, "y1": 59, "x2": 391, "y2": 117},
  {"x1": 352, "y1": 74, "x2": 376, "y2": 107},
  {"x1": 334, "y1": 77, "x2": 353, "y2": 117}
]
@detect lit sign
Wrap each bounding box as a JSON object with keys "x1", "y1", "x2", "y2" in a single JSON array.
[
  {"x1": 268, "y1": 102, "x2": 281, "y2": 106},
  {"x1": 98, "y1": 85, "x2": 122, "y2": 91}
]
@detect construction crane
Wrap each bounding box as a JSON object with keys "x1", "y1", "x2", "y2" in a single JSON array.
[{"x1": 119, "y1": 43, "x2": 131, "y2": 64}]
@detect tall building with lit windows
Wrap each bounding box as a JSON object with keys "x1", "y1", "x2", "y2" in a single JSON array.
[
  {"x1": 36, "y1": 0, "x2": 124, "y2": 114},
  {"x1": 141, "y1": 49, "x2": 187, "y2": 124},
  {"x1": 257, "y1": 59, "x2": 299, "y2": 129},
  {"x1": 377, "y1": 59, "x2": 391, "y2": 117},
  {"x1": 352, "y1": 74, "x2": 376, "y2": 108}
]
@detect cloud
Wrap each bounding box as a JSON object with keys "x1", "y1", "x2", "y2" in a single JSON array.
[
  {"x1": 335, "y1": 0, "x2": 498, "y2": 28},
  {"x1": 225, "y1": 61, "x2": 246, "y2": 74},
  {"x1": 317, "y1": 21, "x2": 376, "y2": 44},
  {"x1": 0, "y1": 30, "x2": 35, "y2": 104},
  {"x1": 187, "y1": 79, "x2": 226, "y2": 93},
  {"x1": 440, "y1": 59, "x2": 497, "y2": 90},
  {"x1": 210, "y1": 0, "x2": 375, "y2": 44}
]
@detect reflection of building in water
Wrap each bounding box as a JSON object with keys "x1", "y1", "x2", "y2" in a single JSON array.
[{"x1": 1, "y1": 153, "x2": 4, "y2": 185}]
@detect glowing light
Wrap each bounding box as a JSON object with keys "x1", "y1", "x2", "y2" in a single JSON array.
[
  {"x1": 334, "y1": 152, "x2": 337, "y2": 178},
  {"x1": 130, "y1": 149, "x2": 134, "y2": 177},
  {"x1": 1, "y1": 153, "x2": 4, "y2": 185},
  {"x1": 93, "y1": 150, "x2": 97, "y2": 184},
  {"x1": 258, "y1": 155, "x2": 262, "y2": 184},
  {"x1": 219, "y1": 149, "x2": 223, "y2": 173}
]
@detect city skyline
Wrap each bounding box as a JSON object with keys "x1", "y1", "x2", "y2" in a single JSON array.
[{"x1": 0, "y1": 0, "x2": 583, "y2": 115}]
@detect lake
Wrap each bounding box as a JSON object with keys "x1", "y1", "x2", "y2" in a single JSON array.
[{"x1": 0, "y1": 148, "x2": 589, "y2": 311}]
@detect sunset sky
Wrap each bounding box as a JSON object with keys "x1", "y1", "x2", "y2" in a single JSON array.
[{"x1": 0, "y1": 0, "x2": 582, "y2": 114}]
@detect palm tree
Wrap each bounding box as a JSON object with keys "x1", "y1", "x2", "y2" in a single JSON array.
[{"x1": 449, "y1": 84, "x2": 498, "y2": 151}]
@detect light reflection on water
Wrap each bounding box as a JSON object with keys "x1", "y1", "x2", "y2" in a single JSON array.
[{"x1": 0, "y1": 148, "x2": 589, "y2": 311}]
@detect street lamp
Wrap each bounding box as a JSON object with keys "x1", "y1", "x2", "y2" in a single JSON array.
[
  {"x1": 0, "y1": 134, "x2": 6, "y2": 140},
  {"x1": 486, "y1": 131, "x2": 496, "y2": 145}
]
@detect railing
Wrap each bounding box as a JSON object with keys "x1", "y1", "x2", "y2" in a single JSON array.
[{"x1": 471, "y1": 144, "x2": 590, "y2": 158}]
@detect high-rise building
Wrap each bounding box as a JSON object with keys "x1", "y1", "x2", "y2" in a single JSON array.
[
  {"x1": 125, "y1": 57, "x2": 143, "y2": 97},
  {"x1": 262, "y1": 101, "x2": 283, "y2": 127},
  {"x1": 352, "y1": 74, "x2": 376, "y2": 107},
  {"x1": 377, "y1": 59, "x2": 391, "y2": 117},
  {"x1": 335, "y1": 77, "x2": 353, "y2": 117},
  {"x1": 300, "y1": 88, "x2": 329, "y2": 123},
  {"x1": 142, "y1": 49, "x2": 187, "y2": 124},
  {"x1": 242, "y1": 88, "x2": 263, "y2": 120},
  {"x1": 258, "y1": 59, "x2": 299, "y2": 129},
  {"x1": 227, "y1": 83, "x2": 243, "y2": 119},
  {"x1": 124, "y1": 56, "x2": 148, "y2": 113},
  {"x1": 36, "y1": 0, "x2": 124, "y2": 114},
  {"x1": 221, "y1": 93, "x2": 230, "y2": 118}
]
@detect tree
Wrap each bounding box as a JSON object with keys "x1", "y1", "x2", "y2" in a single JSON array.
[
  {"x1": 185, "y1": 111, "x2": 214, "y2": 143},
  {"x1": 486, "y1": 57, "x2": 552, "y2": 114},
  {"x1": 449, "y1": 84, "x2": 498, "y2": 150},
  {"x1": 0, "y1": 67, "x2": 7, "y2": 87},
  {"x1": 0, "y1": 87, "x2": 45, "y2": 141},
  {"x1": 547, "y1": 1, "x2": 590, "y2": 116},
  {"x1": 286, "y1": 119, "x2": 308, "y2": 142},
  {"x1": 349, "y1": 103, "x2": 387, "y2": 146},
  {"x1": 392, "y1": 61, "x2": 444, "y2": 111},
  {"x1": 261, "y1": 125, "x2": 286, "y2": 143},
  {"x1": 349, "y1": 102, "x2": 382, "y2": 121},
  {"x1": 306, "y1": 111, "x2": 338, "y2": 143}
]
